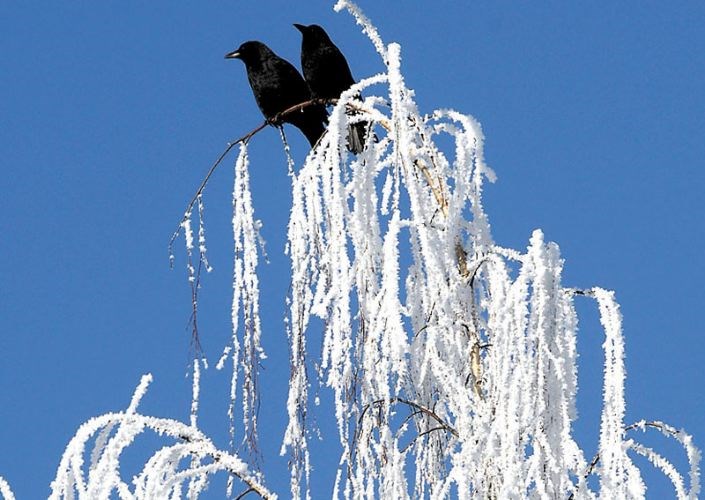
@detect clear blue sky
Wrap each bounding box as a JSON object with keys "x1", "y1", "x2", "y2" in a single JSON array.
[{"x1": 1, "y1": 1, "x2": 703, "y2": 498}]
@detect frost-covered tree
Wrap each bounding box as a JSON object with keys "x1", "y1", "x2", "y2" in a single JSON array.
[{"x1": 1, "y1": 2, "x2": 699, "y2": 499}]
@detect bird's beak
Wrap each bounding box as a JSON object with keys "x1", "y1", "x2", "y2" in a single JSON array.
[
  {"x1": 225, "y1": 49, "x2": 240, "y2": 59},
  {"x1": 293, "y1": 23, "x2": 306, "y2": 33}
]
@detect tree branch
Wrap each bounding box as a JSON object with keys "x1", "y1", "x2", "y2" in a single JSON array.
[
  {"x1": 168, "y1": 98, "x2": 331, "y2": 264},
  {"x1": 567, "y1": 420, "x2": 691, "y2": 500},
  {"x1": 358, "y1": 397, "x2": 459, "y2": 439}
]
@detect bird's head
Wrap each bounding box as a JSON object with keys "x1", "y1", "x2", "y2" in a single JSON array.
[
  {"x1": 293, "y1": 24, "x2": 331, "y2": 44},
  {"x1": 225, "y1": 41, "x2": 270, "y2": 65}
]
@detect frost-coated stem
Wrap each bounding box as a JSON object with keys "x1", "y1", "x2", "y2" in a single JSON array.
[
  {"x1": 49, "y1": 376, "x2": 276, "y2": 499},
  {"x1": 229, "y1": 144, "x2": 265, "y2": 460},
  {"x1": 278, "y1": 1, "x2": 699, "y2": 498},
  {"x1": 0, "y1": 477, "x2": 15, "y2": 500},
  {"x1": 190, "y1": 358, "x2": 202, "y2": 428}
]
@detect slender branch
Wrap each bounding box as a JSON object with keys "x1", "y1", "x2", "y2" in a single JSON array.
[
  {"x1": 189, "y1": 259, "x2": 204, "y2": 354},
  {"x1": 209, "y1": 449, "x2": 273, "y2": 499},
  {"x1": 567, "y1": 451, "x2": 601, "y2": 500},
  {"x1": 414, "y1": 159, "x2": 449, "y2": 219},
  {"x1": 567, "y1": 421, "x2": 692, "y2": 500},
  {"x1": 234, "y1": 487, "x2": 256, "y2": 500},
  {"x1": 172, "y1": 433, "x2": 272, "y2": 499},
  {"x1": 347, "y1": 396, "x2": 458, "y2": 494},
  {"x1": 167, "y1": 98, "x2": 331, "y2": 263},
  {"x1": 168, "y1": 140, "x2": 240, "y2": 266},
  {"x1": 401, "y1": 426, "x2": 449, "y2": 454},
  {"x1": 167, "y1": 97, "x2": 336, "y2": 363},
  {"x1": 360, "y1": 397, "x2": 458, "y2": 438},
  {"x1": 397, "y1": 409, "x2": 426, "y2": 435}
]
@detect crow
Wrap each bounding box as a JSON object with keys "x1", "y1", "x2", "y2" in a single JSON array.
[
  {"x1": 225, "y1": 41, "x2": 328, "y2": 147},
  {"x1": 294, "y1": 24, "x2": 368, "y2": 154}
]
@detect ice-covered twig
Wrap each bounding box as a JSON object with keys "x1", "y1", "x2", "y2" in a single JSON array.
[
  {"x1": 49, "y1": 376, "x2": 276, "y2": 499},
  {"x1": 0, "y1": 477, "x2": 15, "y2": 500},
  {"x1": 168, "y1": 98, "x2": 338, "y2": 264},
  {"x1": 569, "y1": 421, "x2": 701, "y2": 500}
]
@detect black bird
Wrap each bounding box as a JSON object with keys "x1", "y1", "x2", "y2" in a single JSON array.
[
  {"x1": 225, "y1": 41, "x2": 328, "y2": 147},
  {"x1": 294, "y1": 24, "x2": 368, "y2": 154}
]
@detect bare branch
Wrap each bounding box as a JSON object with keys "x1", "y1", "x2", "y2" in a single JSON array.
[
  {"x1": 359, "y1": 397, "x2": 458, "y2": 439},
  {"x1": 168, "y1": 98, "x2": 332, "y2": 263},
  {"x1": 234, "y1": 486, "x2": 256, "y2": 500}
]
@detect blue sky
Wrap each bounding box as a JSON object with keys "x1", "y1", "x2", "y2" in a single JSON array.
[{"x1": 1, "y1": 1, "x2": 703, "y2": 498}]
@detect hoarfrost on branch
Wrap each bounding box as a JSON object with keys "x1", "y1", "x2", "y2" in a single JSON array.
[{"x1": 3, "y1": 2, "x2": 696, "y2": 499}]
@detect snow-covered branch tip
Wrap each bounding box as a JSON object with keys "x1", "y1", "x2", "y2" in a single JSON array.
[
  {"x1": 569, "y1": 421, "x2": 701, "y2": 500},
  {"x1": 0, "y1": 476, "x2": 15, "y2": 500},
  {"x1": 168, "y1": 97, "x2": 338, "y2": 263},
  {"x1": 48, "y1": 375, "x2": 276, "y2": 499},
  {"x1": 167, "y1": 96, "x2": 370, "y2": 353}
]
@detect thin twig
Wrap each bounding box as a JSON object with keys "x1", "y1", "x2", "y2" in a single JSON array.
[
  {"x1": 234, "y1": 487, "x2": 256, "y2": 500},
  {"x1": 567, "y1": 420, "x2": 689, "y2": 500},
  {"x1": 348, "y1": 396, "x2": 458, "y2": 493},
  {"x1": 363, "y1": 397, "x2": 458, "y2": 438},
  {"x1": 167, "y1": 98, "x2": 331, "y2": 263},
  {"x1": 168, "y1": 98, "x2": 338, "y2": 363},
  {"x1": 401, "y1": 426, "x2": 448, "y2": 454},
  {"x1": 189, "y1": 259, "x2": 204, "y2": 354},
  {"x1": 171, "y1": 434, "x2": 272, "y2": 498},
  {"x1": 168, "y1": 140, "x2": 240, "y2": 266}
]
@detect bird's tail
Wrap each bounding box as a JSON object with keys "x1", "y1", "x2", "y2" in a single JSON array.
[{"x1": 347, "y1": 121, "x2": 368, "y2": 154}]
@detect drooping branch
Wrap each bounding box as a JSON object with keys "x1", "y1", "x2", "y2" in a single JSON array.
[
  {"x1": 168, "y1": 92, "x2": 448, "y2": 363},
  {"x1": 347, "y1": 397, "x2": 459, "y2": 490},
  {"x1": 355, "y1": 397, "x2": 459, "y2": 443},
  {"x1": 567, "y1": 420, "x2": 700, "y2": 500},
  {"x1": 50, "y1": 374, "x2": 277, "y2": 499},
  {"x1": 168, "y1": 98, "x2": 332, "y2": 262},
  {"x1": 168, "y1": 98, "x2": 337, "y2": 357}
]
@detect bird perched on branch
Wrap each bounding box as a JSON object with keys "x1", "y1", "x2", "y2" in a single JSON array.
[
  {"x1": 225, "y1": 41, "x2": 328, "y2": 147},
  {"x1": 294, "y1": 24, "x2": 369, "y2": 154}
]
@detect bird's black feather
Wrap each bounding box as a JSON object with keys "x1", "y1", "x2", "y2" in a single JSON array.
[
  {"x1": 294, "y1": 24, "x2": 368, "y2": 154},
  {"x1": 226, "y1": 41, "x2": 327, "y2": 147}
]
